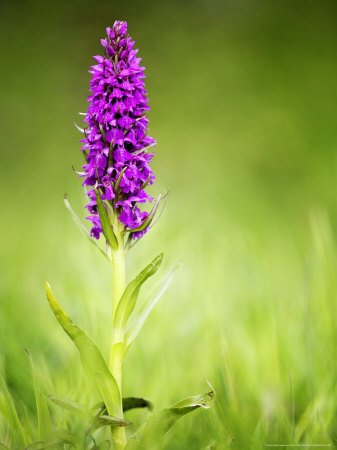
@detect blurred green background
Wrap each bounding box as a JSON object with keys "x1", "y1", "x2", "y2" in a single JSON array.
[{"x1": 0, "y1": 0, "x2": 336, "y2": 448}]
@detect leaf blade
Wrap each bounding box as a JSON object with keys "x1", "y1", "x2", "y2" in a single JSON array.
[
  {"x1": 123, "y1": 397, "x2": 153, "y2": 412},
  {"x1": 127, "y1": 194, "x2": 163, "y2": 233},
  {"x1": 126, "y1": 386, "x2": 215, "y2": 449},
  {"x1": 94, "y1": 189, "x2": 118, "y2": 250},
  {"x1": 26, "y1": 350, "x2": 53, "y2": 440},
  {"x1": 48, "y1": 395, "x2": 84, "y2": 415},
  {"x1": 0, "y1": 395, "x2": 7, "y2": 423},
  {"x1": 26, "y1": 429, "x2": 76, "y2": 449},
  {"x1": 113, "y1": 253, "x2": 164, "y2": 341},
  {"x1": 64, "y1": 196, "x2": 111, "y2": 261},
  {"x1": 92, "y1": 414, "x2": 130, "y2": 430},
  {"x1": 125, "y1": 263, "x2": 179, "y2": 350},
  {"x1": 0, "y1": 373, "x2": 26, "y2": 448},
  {"x1": 46, "y1": 283, "x2": 121, "y2": 418},
  {"x1": 93, "y1": 397, "x2": 153, "y2": 415}
]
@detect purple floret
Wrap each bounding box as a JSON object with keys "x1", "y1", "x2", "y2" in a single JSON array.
[{"x1": 79, "y1": 21, "x2": 156, "y2": 240}]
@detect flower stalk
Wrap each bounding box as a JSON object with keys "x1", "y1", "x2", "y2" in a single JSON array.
[{"x1": 110, "y1": 217, "x2": 127, "y2": 449}]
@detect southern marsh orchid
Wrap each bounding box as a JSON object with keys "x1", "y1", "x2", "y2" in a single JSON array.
[{"x1": 44, "y1": 21, "x2": 214, "y2": 449}]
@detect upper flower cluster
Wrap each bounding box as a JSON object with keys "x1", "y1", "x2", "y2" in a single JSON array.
[{"x1": 80, "y1": 21, "x2": 156, "y2": 240}]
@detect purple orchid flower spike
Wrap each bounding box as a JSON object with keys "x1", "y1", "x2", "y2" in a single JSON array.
[{"x1": 79, "y1": 20, "x2": 157, "y2": 241}]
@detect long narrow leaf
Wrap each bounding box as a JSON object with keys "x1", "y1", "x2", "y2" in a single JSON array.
[
  {"x1": 114, "y1": 166, "x2": 127, "y2": 192},
  {"x1": 94, "y1": 397, "x2": 153, "y2": 415},
  {"x1": 26, "y1": 351, "x2": 53, "y2": 440},
  {"x1": 0, "y1": 395, "x2": 7, "y2": 423},
  {"x1": 125, "y1": 263, "x2": 179, "y2": 351},
  {"x1": 127, "y1": 194, "x2": 163, "y2": 233},
  {"x1": 26, "y1": 429, "x2": 76, "y2": 449},
  {"x1": 126, "y1": 386, "x2": 215, "y2": 449},
  {"x1": 85, "y1": 414, "x2": 130, "y2": 449},
  {"x1": 0, "y1": 373, "x2": 26, "y2": 448},
  {"x1": 113, "y1": 253, "x2": 163, "y2": 341},
  {"x1": 73, "y1": 121, "x2": 86, "y2": 134},
  {"x1": 46, "y1": 284, "x2": 121, "y2": 418},
  {"x1": 48, "y1": 396, "x2": 85, "y2": 415},
  {"x1": 94, "y1": 189, "x2": 118, "y2": 250},
  {"x1": 92, "y1": 414, "x2": 130, "y2": 430},
  {"x1": 97, "y1": 440, "x2": 111, "y2": 449},
  {"x1": 64, "y1": 196, "x2": 111, "y2": 261},
  {"x1": 123, "y1": 397, "x2": 153, "y2": 412}
]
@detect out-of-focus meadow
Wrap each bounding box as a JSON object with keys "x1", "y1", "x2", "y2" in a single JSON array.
[{"x1": 0, "y1": 0, "x2": 336, "y2": 447}]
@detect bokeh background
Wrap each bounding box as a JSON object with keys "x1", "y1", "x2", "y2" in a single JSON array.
[{"x1": 0, "y1": 0, "x2": 336, "y2": 448}]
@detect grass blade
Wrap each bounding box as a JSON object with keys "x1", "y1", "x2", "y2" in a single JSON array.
[
  {"x1": 0, "y1": 373, "x2": 26, "y2": 448},
  {"x1": 0, "y1": 395, "x2": 7, "y2": 423},
  {"x1": 26, "y1": 350, "x2": 53, "y2": 440},
  {"x1": 26, "y1": 429, "x2": 76, "y2": 448},
  {"x1": 48, "y1": 395, "x2": 85, "y2": 415}
]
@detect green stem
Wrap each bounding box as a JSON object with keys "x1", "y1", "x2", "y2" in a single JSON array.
[{"x1": 109, "y1": 214, "x2": 127, "y2": 450}]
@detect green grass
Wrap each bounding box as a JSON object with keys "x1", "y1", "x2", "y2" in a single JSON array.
[{"x1": 0, "y1": 0, "x2": 336, "y2": 448}]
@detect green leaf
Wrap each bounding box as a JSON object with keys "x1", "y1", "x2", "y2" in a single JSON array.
[
  {"x1": 114, "y1": 166, "x2": 127, "y2": 192},
  {"x1": 94, "y1": 397, "x2": 153, "y2": 415},
  {"x1": 139, "y1": 173, "x2": 151, "y2": 190},
  {"x1": 126, "y1": 385, "x2": 215, "y2": 449},
  {"x1": 64, "y1": 196, "x2": 111, "y2": 261},
  {"x1": 26, "y1": 429, "x2": 76, "y2": 449},
  {"x1": 125, "y1": 263, "x2": 179, "y2": 351},
  {"x1": 132, "y1": 143, "x2": 156, "y2": 156},
  {"x1": 0, "y1": 395, "x2": 7, "y2": 423},
  {"x1": 97, "y1": 440, "x2": 111, "y2": 450},
  {"x1": 0, "y1": 373, "x2": 26, "y2": 448},
  {"x1": 26, "y1": 350, "x2": 53, "y2": 440},
  {"x1": 46, "y1": 283, "x2": 121, "y2": 418},
  {"x1": 94, "y1": 189, "x2": 118, "y2": 250},
  {"x1": 85, "y1": 414, "x2": 130, "y2": 449},
  {"x1": 123, "y1": 397, "x2": 153, "y2": 412},
  {"x1": 73, "y1": 121, "x2": 86, "y2": 134},
  {"x1": 127, "y1": 194, "x2": 163, "y2": 233},
  {"x1": 48, "y1": 395, "x2": 85, "y2": 415},
  {"x1": 99, "y1": 123, "x2": 108, "y2": 146},
  {"x1": 92, "y1": 414, "x2": 130, "y2": 430},
  {"x1": 113, "y1": 253, "x2": 164, "y2": 341}
]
